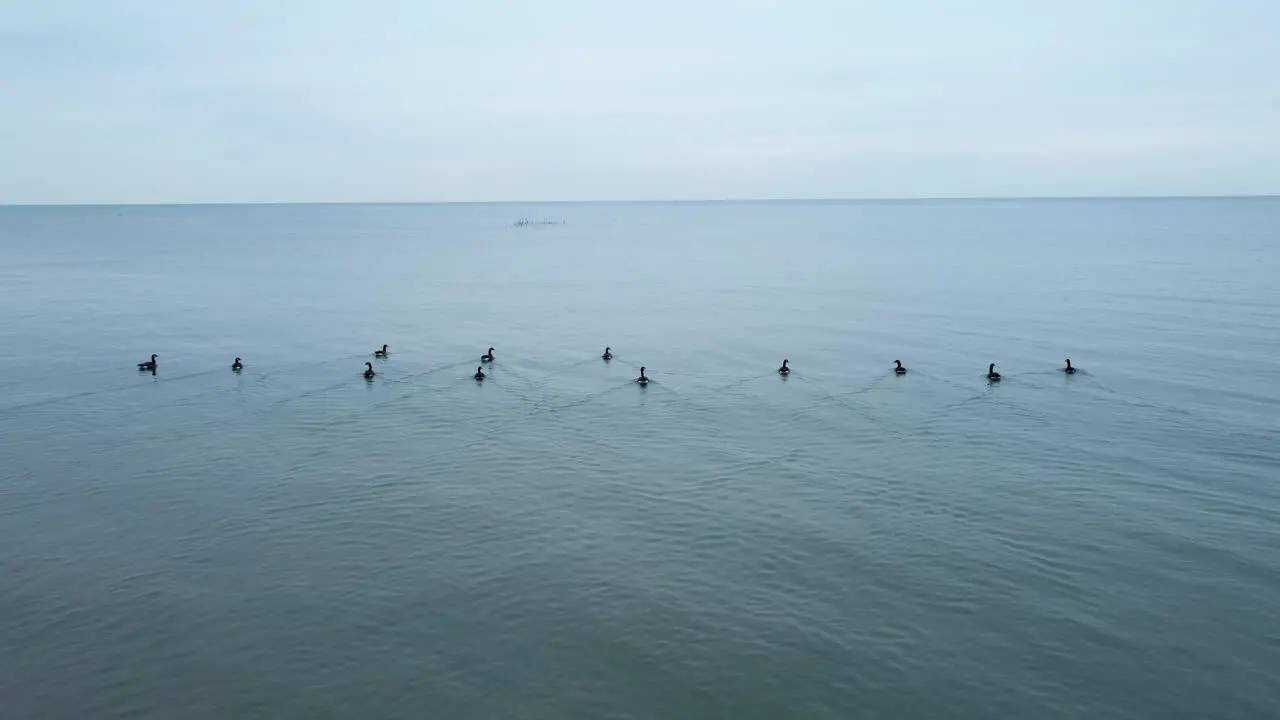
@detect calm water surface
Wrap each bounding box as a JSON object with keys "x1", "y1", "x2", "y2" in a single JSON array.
[{"x1": 1, "y1": 200, "x2": 1278, "y2": 718}]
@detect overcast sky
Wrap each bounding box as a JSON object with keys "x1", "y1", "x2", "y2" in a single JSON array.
[{"x1": 2, "y1": 0, "x2": 1278, "y2": 204}]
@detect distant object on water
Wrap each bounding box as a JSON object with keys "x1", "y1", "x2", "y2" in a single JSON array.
[
  {"x1": 513, "y1": 218, "x2": 565, "y2": 228},
  {"x1": 363, "y1": 362, "x2": 376, "y2": 379},
  {"x1": 374, "y1": 344, "x2": 389, "y2": 358},
  {"x1": 231, "y1": 357, "x2": 243, "y2": 371},
  {"x1": 137, "y1": 354, "x2": 158, "y2": 371},
  {"x1": 987, "y1": 363, "x2": 1002, "y2": 381},
  {"x1": 1064, "y1": 359, "x2": 1076, "y2": 374},
  {"x1": 475, "y1": 366, "x2": 486, "y2": 381},
  {"x1": 637, "y1": 367, "x2": 649, "y2": 385},
  {"x1": 894, "y1": 360, "x2": 907, "y2": 374},
  {"x1": 602, "y1": 346, "x2": 612, "y2": 360},
  {"x1": 481, "y1": 347, "x2": 495, "y2": 363},
  {"x1": 778, "y1": 359, "x2": 790, "y2": 375}
]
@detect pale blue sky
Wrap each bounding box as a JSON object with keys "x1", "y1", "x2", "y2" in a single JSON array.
[{"x1": 2, "y1": 0, "x2": 1278, "y2": 203}]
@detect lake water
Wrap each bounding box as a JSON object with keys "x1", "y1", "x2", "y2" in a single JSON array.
[{"x1": 1, "y1": 199, "x2": 1278, "y2": 719}]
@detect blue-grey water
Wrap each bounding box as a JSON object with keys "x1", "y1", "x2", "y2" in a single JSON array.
[{"x1": 1, "y1": 199, "x2": 1278, "y2": 719}]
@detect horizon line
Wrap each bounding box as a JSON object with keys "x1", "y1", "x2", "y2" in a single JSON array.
[{"x1": 2, "y1": 193, "x2": 1277, "y2": 209}]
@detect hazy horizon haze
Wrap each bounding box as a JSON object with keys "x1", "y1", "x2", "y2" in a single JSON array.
[{"x1": 3, "y1": 0, "x2": 1279, "y2": 204}]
